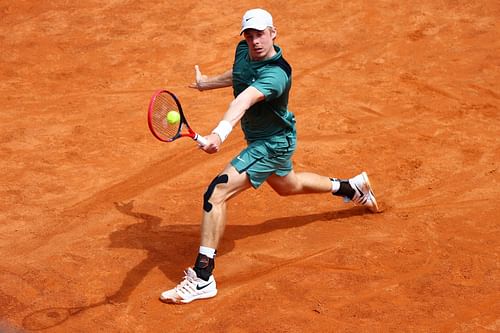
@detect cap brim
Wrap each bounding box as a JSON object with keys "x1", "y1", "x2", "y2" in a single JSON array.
[{"x1": 240, "y1": 24, "x2": 269, "y2": 35}]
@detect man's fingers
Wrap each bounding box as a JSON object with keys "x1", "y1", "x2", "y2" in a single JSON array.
[
  {"x1": 194, "y1": 65, "x2": 202, "y2": 81},
  {"x1": 190, "y1": 65, "x2": 208, "y2": 91}
]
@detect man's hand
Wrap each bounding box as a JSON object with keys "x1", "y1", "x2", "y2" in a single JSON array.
[
  {"x1": 188, "y1": 66, "x2": 233, "y2": 91},
  {"x1": 189, "y1": 65, "x2": 208, "y2": 91},
  {"x1": 199, "y1": 133, "x2": 222, "y2": 154}
]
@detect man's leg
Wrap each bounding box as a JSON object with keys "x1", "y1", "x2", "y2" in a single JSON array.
[
  {"x1": 266, "y1": 170, "x2": 331, "y2": 195},
  {"x1": 193, "y1": 165, "x2": 251, "y2": 280},
  {"x1": 160, "y1": 164, "x2": 251, "y2": 304},
  {"x1": 200, "y1": 164, "x2": 252, "y2": 248},
  {"x1": 266, "y1": 170, "x2": 379, "y2": 212}
]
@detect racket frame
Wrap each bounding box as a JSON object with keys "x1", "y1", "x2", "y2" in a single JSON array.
[{"x1": 147, "y1": 89, "x2": 207, "y2": 145}]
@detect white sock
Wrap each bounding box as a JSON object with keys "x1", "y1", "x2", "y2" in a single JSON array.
[
  {"x1": 331, "y1": 178, "x2": 341, "y2": 193},
  {"x1": 199, "y1": 246, "x2": 216, "y2": 259}
]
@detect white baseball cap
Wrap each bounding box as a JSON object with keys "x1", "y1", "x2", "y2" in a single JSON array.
[{"x1": 240, "y1": 8, "x2": 274, "y2": 35}]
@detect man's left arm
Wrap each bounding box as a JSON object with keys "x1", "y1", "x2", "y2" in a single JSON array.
[{"x1": 189, "y1": 65, "x2": 233, "y2": 91}]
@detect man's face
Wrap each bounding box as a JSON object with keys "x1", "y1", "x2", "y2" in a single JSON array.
[{"x1": 242, "y1": 28, "x2": 276, "y2": 61}]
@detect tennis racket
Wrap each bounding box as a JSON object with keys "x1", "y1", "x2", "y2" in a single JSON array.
[{"x1": 147, "y1": 89, "x2": 207, "y2": 145}]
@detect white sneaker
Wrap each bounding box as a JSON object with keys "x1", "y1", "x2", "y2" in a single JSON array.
[
  {"x1": 160, "y1": 268, "x2": 217, "y2": 304},
  {"x1": 348, "y1": 172, "x2": 379, "y2": 213}
]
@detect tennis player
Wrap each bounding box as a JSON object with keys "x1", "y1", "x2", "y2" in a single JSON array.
[{"x1": 160, "y1": 8, "x2": 379, "y2": 304}]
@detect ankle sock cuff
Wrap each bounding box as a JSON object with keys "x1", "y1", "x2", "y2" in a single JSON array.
[
  {"x1": 332, "y1": 179, "x2": 355, "y2": 200},
  {"x1": 194, "y1": 253, "x2": 215, "y2": 281}
]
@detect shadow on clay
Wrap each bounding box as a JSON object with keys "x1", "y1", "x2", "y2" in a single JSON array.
[{"x1": 22, "y1": 200, "x2": 367, "y2": 330}]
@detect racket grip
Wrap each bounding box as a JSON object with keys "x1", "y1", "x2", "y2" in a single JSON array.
[{"x1": 194, "y1": 134, "x2": 208, "y2": 146}]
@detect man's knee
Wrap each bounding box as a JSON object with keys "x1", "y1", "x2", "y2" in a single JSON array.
[{"x1": 203, "y1": 174, "x2": 229, "y2": 212}]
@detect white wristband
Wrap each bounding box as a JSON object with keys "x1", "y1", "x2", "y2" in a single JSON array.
[{"x1": 212, "y1": 120, "x2": 232, "y2": 143}]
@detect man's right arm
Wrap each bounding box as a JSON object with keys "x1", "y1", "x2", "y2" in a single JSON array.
[
  {"x1": 200, "y1": 86, "x2": 265, "y2": 154},
  {"x1": 189, "y1": 65, "x2": 232, "y2": 91}
]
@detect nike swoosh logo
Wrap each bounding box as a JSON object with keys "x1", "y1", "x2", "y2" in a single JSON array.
[
  {"x1": 355, "y1": 184, "x2": 364, "y2": 198},
  {"x1": 354, "y1": 184, "x2": 370, "y2": 204},
  {"x1": 196, "y1": 281, "x2": 213, "y2": 290},
  {"x1": 237, "y1": 156, "x2": 245, "y2": 162},
  {"x1": 245, "y1": 17, "x2": 253, "y2": 22}
]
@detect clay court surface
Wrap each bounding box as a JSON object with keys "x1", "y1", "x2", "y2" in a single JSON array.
[{"x1": 1, "y1": 1, "x2": 499, "y2": 332}]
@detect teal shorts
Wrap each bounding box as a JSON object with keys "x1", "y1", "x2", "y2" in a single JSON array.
[{"x1": 231, "y1": 129, "x2": 296, "y2": 188}]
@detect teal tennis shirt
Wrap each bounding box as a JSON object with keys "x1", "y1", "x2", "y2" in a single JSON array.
[{"x1": 232, "y1": 40, "x2": 295, "y2": 141}]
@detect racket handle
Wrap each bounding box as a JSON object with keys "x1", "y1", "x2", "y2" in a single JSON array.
[{"x1": 194, "y1": 134, "x2": 208, "y2": 146}]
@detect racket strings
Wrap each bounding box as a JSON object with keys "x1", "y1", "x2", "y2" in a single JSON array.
[{"x1": 151, "y1": 94, "x2": 181, "y2": 141}]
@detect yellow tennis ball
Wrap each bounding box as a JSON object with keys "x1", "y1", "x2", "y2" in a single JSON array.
[{"x1": 166, "y1": 110, "x2": 180, "y2": 125}]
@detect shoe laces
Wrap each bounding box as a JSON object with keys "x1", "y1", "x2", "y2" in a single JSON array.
[{"x1": 175, "y1": 269, "x2": 199, "y2": 295}]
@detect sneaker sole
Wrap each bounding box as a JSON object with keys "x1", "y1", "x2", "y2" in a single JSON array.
[
  {"x1": 160, "y1": 290, "x2": 218, "y2": 304},
  {"x1": 361, "y1": 172, "x2": 379, "y2": 213},
  {"x1": 180, "y1": 290, "x2": 218, "y2": 304}
]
